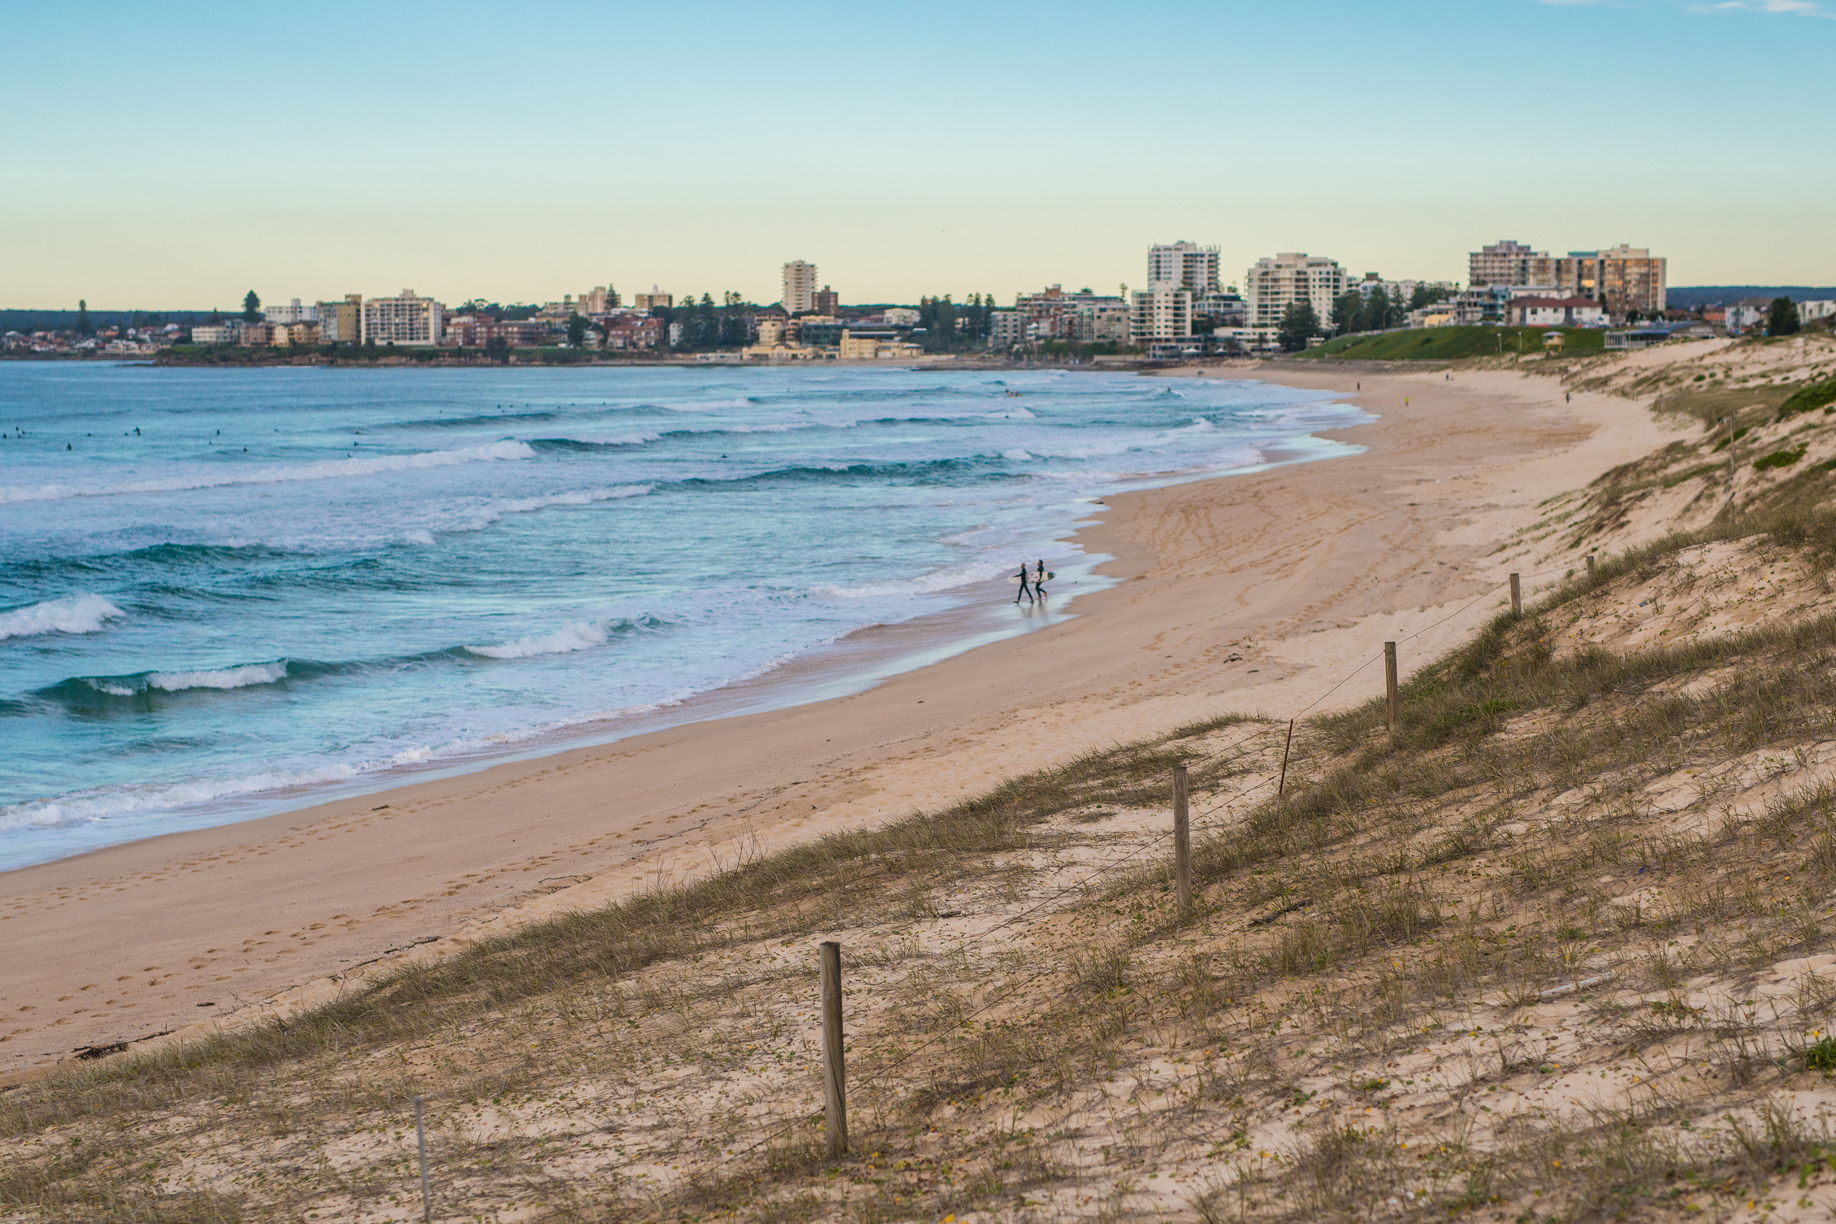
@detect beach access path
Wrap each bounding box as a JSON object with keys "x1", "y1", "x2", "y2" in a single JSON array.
[{"x1": 0, "y1": 364, "x2": 1683, "y2": 1077}]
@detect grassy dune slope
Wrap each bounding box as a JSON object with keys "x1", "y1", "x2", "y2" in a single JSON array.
[{"x1": 10, "y1": 336, "x2": 1836, "y2": 1223}]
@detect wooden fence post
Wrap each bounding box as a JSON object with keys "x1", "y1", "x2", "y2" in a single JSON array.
[
  {"x1": 1173, "y1": 764, "x2": 1191, "y2": 917},
  {"x1": 1384, "y1": 642, "x2": 1399, "y2": 742},
  {"x1": 414, "y1": 1095, "x2": 432, "y2": 1224},
  {"x1": 1586, "y1": 554, "x2": 1596, "y2": 578},
  {"x1": 1509, "y1": 573, "x2": 1521, "y2": 616},
  {"x1": 820, "y1": 941, "x2": 847, "y2": 1157}
]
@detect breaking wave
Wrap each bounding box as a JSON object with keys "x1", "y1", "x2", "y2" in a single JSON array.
[{"x1": 0, "y1": 593, "x2": 126, "y2": 641}]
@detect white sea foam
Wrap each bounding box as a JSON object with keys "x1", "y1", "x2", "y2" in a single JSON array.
[
  {"x1": 814, "y1": 560, "x2": 1011, "y2": 600},
  {"x1": 0, "y1": 593, "x2": 126, "y2": 641},
  {"x1": 464, "y1": 614, "x2": 655, "y2": 660},
  {"x1": 0, "y1": 440, "x2": 536, "y2": 505},
  {"x1": 1002, "y1": 448, "x2": 1034, "y2": 461},
  {"x1": 456, "y1": 485, "x2": 651, "y2": 532},
  {"x1": 144, "y1": 662, "x2": 290, "y2": 692}
]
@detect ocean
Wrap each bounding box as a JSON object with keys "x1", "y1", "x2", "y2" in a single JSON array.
[{"x1": 0, "y1": 362, "x2": 1367, "y2": 870}]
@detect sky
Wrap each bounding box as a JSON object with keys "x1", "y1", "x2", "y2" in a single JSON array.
[{"x1": 1, "y1": 0, "x2": 1831, "y2": 310}]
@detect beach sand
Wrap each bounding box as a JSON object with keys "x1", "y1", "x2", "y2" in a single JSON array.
[{"x1": 0, "y1": 363, "x2": 1682, "y2": 1076}]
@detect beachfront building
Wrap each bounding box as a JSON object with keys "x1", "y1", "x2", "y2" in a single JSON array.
[
  {"x1": 190, "y1": 323, "x2": 238, "y2": 344},
  {"x1": 837, "y1": 329, "x2": 924, "y2": 360},
  {"x1": 317, "y1": 295, "x2": 362, "y2": 344},
  {"x1": 1129, "y1": 285, "x2": 1194, "y2": 344},
  {"x1": 813, "y1": 286, "x2": 839, "y2": 316},
  {"x1": 782, "y1": 261, "x2": 817, "y2": 314},
  {"x1": 1504, "y1": 296, "x2": 1606, "y2": 328},
  {"x1": 1244, "y1": 253, "x2": 1346, "y2": 329},
  {"x1": 1147, "y1": 241, "x2": 1220, "y2": 296},
  {"x1": 988, "y1": 310, "x2": 1031, "y2": 350},
  {"x1": 1006, "y1": 285, "x2": 1128, "y2": 345},
  {"x1": 1469, "y1": 240, "x2": 1556, "y2": 290},
  {"x1": 1555, "y1": 245, "x2": 1666, "y2": 317},
  {"x1": 360, "y1": 290, "x2": 444, "y2": 346},
  {"x1": 263, "y1": 298, "x2": 318, "y2": 325},
  {"x1": 271, "y1": 321, "x2": 320, "y2": 346},
  {"x1": 1800, "y1": 300, "x2": 1836, "y2": 325}
]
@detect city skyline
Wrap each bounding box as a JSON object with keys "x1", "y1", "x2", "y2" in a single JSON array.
[{"x1": 3, "y1": 0, "x2": 1832, "y2": 308}]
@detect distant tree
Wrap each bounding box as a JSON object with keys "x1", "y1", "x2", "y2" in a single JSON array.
[
  {"x1": 1408, "y1": 285, "x2": 1451, "y2": 312},
  {"x1": 483, "y1": 336, "x2": 510, "y2": 364},
  {"x1": 1331, "y1": 290, "x2": 1363, "y2": 335},
  {"x1": 1768, "y1": 296, "x2": 1801, "y2": 337},
  {"x1": 242, "y1": 291, "x2": 261, "y2": 322},
  {"x1": 567, "y1": 314, "x2": 589, "y2": 347},
  {"x1": 75, "y1": 299, "x2": 92, "y2": 334},
  {"x1": 1277, "y1": 301, "x2": 1321, "y2": 352},
  {"x1": 208, "y1": 308, "x2": 222, "y2": 324}
]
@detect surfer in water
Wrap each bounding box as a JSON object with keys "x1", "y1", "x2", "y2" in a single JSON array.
[{"x1": 1014, "y1": 562, "x2": 1034, "y2": 604}]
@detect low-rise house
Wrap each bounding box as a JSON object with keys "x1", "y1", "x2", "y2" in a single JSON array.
[
  {"x1": 836, "y1": 329, "x2": 924, "y2": 361},
  {"x1": 603, "y1": 316, "x2": 663, "y2": 351},
  {"x1": 1725, "y1": 299, "x2": 1772, "y2": 332},
  {"x1": 1505, "y1": 296, "x2": 1605, "y2": 327}
]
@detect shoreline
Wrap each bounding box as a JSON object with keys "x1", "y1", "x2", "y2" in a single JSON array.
[
  {"x1": 0, "y1": 380, "x2": 1364, "y2": 873},
  {"x1": 0, "y1": 363, "x2": 1682, "y2": 1076}
]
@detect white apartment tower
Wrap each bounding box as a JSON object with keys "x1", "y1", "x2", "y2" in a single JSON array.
[
  {"x1": 1244, "y1": 253, "x2": 1347, "y2": 328},
  {"x1": 1128, "y1": 286, "x2": 1194, "y2": 344},
  {"x1": 360, "y1": 290, "x2": 444, "y2": 346},
  {"x1": 782, "y1": 260, "x2": 817, "y2": 314},
  {"x1": 1147, "y1": 241, "x2": 1220, "y2": 295}
]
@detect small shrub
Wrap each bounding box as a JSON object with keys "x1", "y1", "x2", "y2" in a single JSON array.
[
  {"x1": 1777, "y1": 378, "x2": 1836, "y2": 422},
  {"x1": 1755, "y1": 444, "x2": 1809, "y2": 472},
  {"x1": 1805, "y1": 1035, "x2": 1836, "y2": 1071}
]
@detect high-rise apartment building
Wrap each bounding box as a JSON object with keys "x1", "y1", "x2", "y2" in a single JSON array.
[
  {"x1": 1129, "y1": 286, "x2": 1194, "y2": 344},
  {"x1": 1468, "y1": 240, "x2": 1556, "y2": 289},
  {"x1": 360, "y1": 290, "x2": 443, "y2": 346},
  {"x1": 1244, "y1": 253, "x2": 1346, "y2": 328},
  {"x1": 1555, "y1": 245, "x2": 1667, "y2": 316},
  {"x1": 631, "y1": 286, "x2": 672, "y2": 311},
  {"x1": 812, "y1": 286, "x2": 839, "y2": 317},
  {"x1": 579, "y1": 285, "x2": 619, "y2": 314},
  {"x1": 316, "y1": 294, "x2": 362, "y2": 344},
  {"x1": 782, "y1": 261, "x2": 817, "y2": 314},
  {"x1": 1147, "y1": 241, "x2": 1220, "y2": 295}
]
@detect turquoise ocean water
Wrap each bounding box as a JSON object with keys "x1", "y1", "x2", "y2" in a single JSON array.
[{"x1": 0, "y1": 363, "x2": 1367, "y2": 870}]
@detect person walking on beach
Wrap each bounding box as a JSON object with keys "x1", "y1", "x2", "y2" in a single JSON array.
[
  {"x1": 1014, "y1": 561, "x2": 1034, "y2": 604},
  {"x1": 1034, "y1": 559, "x2": 1049, "y2": 598}
]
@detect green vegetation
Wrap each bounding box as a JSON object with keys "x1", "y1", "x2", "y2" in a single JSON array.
[
  {"x1": 1277, "y1": 300, "x2": 1322, "y2": 352},
  {"x1": 1778, "y1": 377, "x2": 1836, "y2": 422},
  {"x1": 1769, "y1": 295, "x2": 1802, "y2": 337},
  {"x1": 241, "y1": 291, "x2": 261, "y2": 322},
  {"x1": 1299, "y1": 325, "x2": 1607, "y2": 362},
  {"x1": 1755, "y1": 443, "x2": 1809, "y2": 471}
]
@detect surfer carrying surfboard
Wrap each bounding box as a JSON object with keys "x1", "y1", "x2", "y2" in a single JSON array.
[{"x1": 1035, "y1": 559, "x2": 1049, "y2": 597}]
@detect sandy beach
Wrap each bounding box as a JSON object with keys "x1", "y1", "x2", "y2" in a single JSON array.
[{"x1": 0, "y1": 363, "x2": 1680, "y2": 1076}]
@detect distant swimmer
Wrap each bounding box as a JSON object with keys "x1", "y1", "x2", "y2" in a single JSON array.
[{"x1": 1013, "y1": 562, "x2": 1034, "y2": 604}]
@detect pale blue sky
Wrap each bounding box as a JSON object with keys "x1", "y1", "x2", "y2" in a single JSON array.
[{"x1": 1, "y1": 0, "x2": 1830, "y2": 308}]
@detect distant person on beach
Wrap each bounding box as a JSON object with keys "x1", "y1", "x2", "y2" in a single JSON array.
[
  {"x1": 1014, "y1": 562, "x2": 1034, "y2": 603},
  {"x1": 1035, "y1": 560, "x2": 1048, "y2": 597}
]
